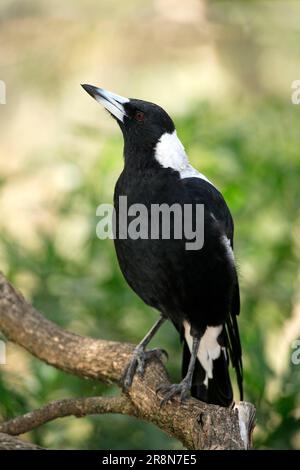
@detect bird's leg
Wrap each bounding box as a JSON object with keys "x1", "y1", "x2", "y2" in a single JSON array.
[
  {"x1": 122, "y1": 315, "x2": 167, "y2": 391},
  {"x1": 157, "y1": 335, "x2": 200, "y2": 406}
]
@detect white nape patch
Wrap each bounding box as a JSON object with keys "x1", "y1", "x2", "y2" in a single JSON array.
[
  {"x1": 154, "y1": 131, "x2": 214, "y2": 186},
  {"x1": 183, "y1": 320, "x2": 222, "y2": 387},
  {"x1": 221, "y1": 235, "x2": 235, "y2": 264}
]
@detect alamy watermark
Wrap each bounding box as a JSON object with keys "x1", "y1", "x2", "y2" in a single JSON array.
[
  {"x1": 0, "y1": 340, "x2": 6, "y2": 365},
  {"x1": 0, "y1": 80, "x2": 6, "y2": 104},
  {"x1": 291, "y1": 339, "x2": 300, "y2": 365},
  {"x1": 291, "y1": 80, "x2": 300, "y2": 105},
  {"x1": 96, "y1": 196, "x2": 205, "y2": 250}
]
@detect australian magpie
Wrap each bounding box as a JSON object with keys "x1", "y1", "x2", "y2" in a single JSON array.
[{"x1": 82, "y1": 84, "x2": 243, "y2": 407}]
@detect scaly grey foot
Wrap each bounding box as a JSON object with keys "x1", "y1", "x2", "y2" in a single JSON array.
[{"x1": 122, "y1": 347, "x2": 168, "y2": 391}]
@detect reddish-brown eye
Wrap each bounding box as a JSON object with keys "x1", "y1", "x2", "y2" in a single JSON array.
[{"x1": 135, "y1": 111, "x2": 144, "y2": 122}]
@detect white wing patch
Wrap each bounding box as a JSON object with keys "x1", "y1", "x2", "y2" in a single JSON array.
[
  {"x1": 183, "y1": 320, "x2": 222, "y2": 387},
  {"x1": 154, "y1": 131, "x2": 214, "y2": 186},
  {"x1": 221, "y1": 235, "x2": 235, "y2": 264}
]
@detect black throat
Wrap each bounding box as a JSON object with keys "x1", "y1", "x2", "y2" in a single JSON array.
[{"x1": 122, "y1": 139, "x2": 163, "y2": 173}]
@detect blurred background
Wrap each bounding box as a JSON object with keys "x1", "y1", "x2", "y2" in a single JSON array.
[{"x1": 0, "y1": 0, "x2": 300, "y2": 450}]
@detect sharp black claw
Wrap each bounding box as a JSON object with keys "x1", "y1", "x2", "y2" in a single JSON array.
[
  {"x1": 156, "y1": 381, "x2": 191, "y2": 407},
  {"x1": 159, "y1": 349, "x2": 169, "y2": 361},
  {"x1": 122, "y1": 362, "x2": 137, "y2": 392}
]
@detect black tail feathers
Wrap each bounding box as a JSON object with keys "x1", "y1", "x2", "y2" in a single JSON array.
[{"x1": 181, "y1": 340, "x2": 234, "y2": 407}]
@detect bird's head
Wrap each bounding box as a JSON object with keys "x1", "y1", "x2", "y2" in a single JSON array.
[{"x1": 82, "y1": 84, "x2": 177, "y2": 168}]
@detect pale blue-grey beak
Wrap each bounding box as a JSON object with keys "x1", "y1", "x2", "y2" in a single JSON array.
[{"x1": 81, "y1": 84, "x2": 129, "y2": 122}]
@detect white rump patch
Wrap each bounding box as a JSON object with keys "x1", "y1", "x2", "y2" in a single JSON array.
[
  {"x1": 154, "y1": 131, "x2": 214, "y2": 186},
  {"x1": 183, "y1": 320, "x2": 222, "y2": 387}
]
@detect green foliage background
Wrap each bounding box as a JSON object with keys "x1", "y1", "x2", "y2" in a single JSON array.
[{"x1": 0, "y1": 0, "x2": 300, "y2": 449}]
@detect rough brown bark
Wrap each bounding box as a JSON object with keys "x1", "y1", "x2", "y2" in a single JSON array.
[
  {"x1": 0, "y1": 396, "x2": 136, "y2": 436},
  {"x1": 0, "y1": 272, "x2": 255, "y2": 450},
  {"x1": 0, "y1": 433, "x2": 42, "y2": 450}
]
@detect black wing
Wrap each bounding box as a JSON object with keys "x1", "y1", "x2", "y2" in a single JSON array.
[
  {"x1": 181, "y1": 177, "x2": 243, "y2": 401},
  {"x1": 224, "y1": 209, "x2": 243, "y2": 401}
]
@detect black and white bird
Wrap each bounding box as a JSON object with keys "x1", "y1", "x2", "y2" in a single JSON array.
[{"x1": 82, "y1": 84, "x2": 243, "y2": 407}]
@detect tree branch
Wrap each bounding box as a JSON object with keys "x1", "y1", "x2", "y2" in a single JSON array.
[
  {"x1": 0, "y1": 396, "x2": 135, "y2": 436},
  {"x1": 0, "y1": 433, "x2": 43, "y2": 450},
  {"x1": 0, "y1": 272, "x2": 255, "y2": 450}
]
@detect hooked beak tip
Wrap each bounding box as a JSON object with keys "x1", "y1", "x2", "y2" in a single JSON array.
[
  {"x1": 81, "y1": 83, "x2": 98, "y2": 98},
  {"x1": 82, "y1": 84, "x2": 129, "y2": 122}
]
